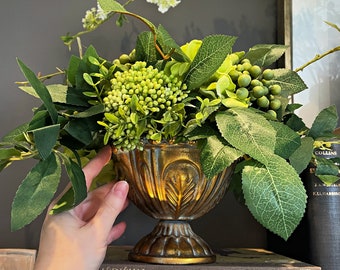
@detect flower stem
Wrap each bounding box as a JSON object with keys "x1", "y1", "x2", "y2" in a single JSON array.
[{"x1": 294, "y1": 46, "x2": 340, "y2": 73}]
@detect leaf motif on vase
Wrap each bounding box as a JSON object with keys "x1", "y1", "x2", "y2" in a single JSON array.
[{"x1": 163, "y1": 160, "x2": 199, "y2": 218}]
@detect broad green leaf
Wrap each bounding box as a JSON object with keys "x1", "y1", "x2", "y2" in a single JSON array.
[
  {"x1": 17, "y1": 59, "x2": 58, "y2": 124},
  {"x1": 1, "y1": 123, "x2": 28, "y2": 143},
  {"x1": 63, "y1": 118, "x2": 96, "y2": 146},
  {"x1": 284, "y1": 113, "x2": 307, "y2": 132},
  {"x1": 51, "y1": 154, "x2": 87, "y2": 214},
  {"x1": 75, "y1": 46, "x2": 101, "y2": 90},
  {"x1": 19, "y1": 84, "x2": 66, "y2": 102},
  {"x1": 11, "y1": 152, "x2": 61, "y2": 231},
  {"x1": 271, "y1": 69, "x2": 307, "y2": 96},
  {"x1": 98, "y1": 0, "x2": 155, "y2": 34},
  {"x1": 242, "y1": 155, "x2": 307, "y2": 240},
  {"x1": 156, "y1": 24, "x2": 190, "y2": 62},
  {"x1": 0, "y1": 148, "x2": 21, "y2": 160},
  {"x1": 185, "y1": 124, "x2": 219, "y2": 140},
  {"x1": 269, "y1": 121, "x2": 301, "y2": 159},
  {"x1": 200, "y1": 136, "x2": 243, "y2": 179},
  {"x1": 184, "y1": 35, "x2": 237, "y2": 90},
  {"x1": 244, "y1": 44, "x2": 288, "y2": 67},
  {"x1": 32, "y1": 124, "x2": 60, "y2": 160},
  {"x1": 216, "y1": 108, "x2": 276, "y2": 165},
  {"x1": 0, "y1": 159, "x2": 11, "y2": 172},
  {"x1": 20, "y1": 85, "x2": 90, "y2": 107},
  {"x1": 49, "y1": 186, "x2": 75, "y2": 214},
  {"x1": 69, "y1": 104, "x2": 105, "y2": 118},
  {"x1": 67, "y1": 55, "x2": 81, "y2": 86},
  {"x1": 315, "y1": 156, "x2": 339, "y2": 184},
  {"x1": 289, "y1": 136, "x2": 314, "y2": 174},
  {"x1": 135, "y1": 31, "x2": 159, "y2": 63},
  {"x1": 65, "y1": 87, "x2": 91, "y2": 107},
  {"x1": 28, "y1": 110, "x2": 50, "y2": 131},
  {"x1": 308, "y1": 105, "x2": 338, "y2": 139},
  {"x1": 316, "y1": 174, "x2": 340, "y2": 186},
  {"x1": 98, "y1": 0, "x2": 127, "y2": 13}
]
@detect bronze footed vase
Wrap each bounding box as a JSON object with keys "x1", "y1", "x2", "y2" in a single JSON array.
[{"x1": 114, "y1": 143, "x2": 234, "y2": 264}]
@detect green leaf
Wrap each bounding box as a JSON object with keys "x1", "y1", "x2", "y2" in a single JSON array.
[
  {"x1": 70, "y1": 104, "x2": 105, "y2": 118},
  {"x1": 17, "y1": 59, "x2": 58, "y2": 124},
  {"x1": 269, "y1": 121, "x2": 301, "y2": 159},
  {"x1": 271, "y1": 69, "x2": 307, "y2": 96},
  {"x1": 20, "y1": 85, "x2": 90, "y2": 107},
  {"x1": 98, "y1": 0, "x2": 126, "y2": 13},
  {"x1": 75, "y1": 46, "x2": 101, "y2": 90},
  {"x1": 242, "y1": 155, "x2": 307, "y2": 240},
  {"x1": 20, "y1": 84, "x2": 67, "y2": 102},
  {"x1": 67, "y1": 55, "x2": 81, "y2": 86},
  {"x1": 28, "y1": 110, "x2": 50, "y2": 131},
  {"x1": 11, "y1": 152, "x2": 61, "y2": 231},
  {"x1": 244, "y1": 44, "x2": 288, "y2": 67},
  {"x1": 50, "y1": 154, "x2": 87, "y2": 214},
  {"x1": 316, "y1": 157, "x2": 339, "y2": 176},
  {"x1": 289, "y1": 137, "x2": 314, "y2": 174},
  {"x1": 1, "y1": 123, "x2": 29, "y2": 143},
  {"x1": 0, "y1": 159, "x2": 12, "y2": 172},
  {"x1": 308, "y1": 105, "x2": 338, "y2": 139},
  {"x1": 135, "y1": 31, "x2": 159, "y2": 63},
  {"x1": 216, "y1": 108, "x2": 276, "y2": 165},
  {"x1": 200, "y1": 136, "x2": 242, "y2": 179},
  {"x1": 0, "y1": 148, "x2": 21, "y2": 160},
  {"x1": 32, "y1": 124, "x2": 60, "y2": 160},
  {"x1": 316, "y1": 174, "x2": 340, "y2": 186},
  {"x1": 63, "y1": 118, "x2": 96, "y2": 146},
  {"x1": 156, "y1": 24, "x2": 190, "y2": 62},
  {"x1": 184, "y1": 35, "x2": 237, "y2": 90},
  {"x1": 284, "y1": 113, "x2": 307, "y2": 132}
]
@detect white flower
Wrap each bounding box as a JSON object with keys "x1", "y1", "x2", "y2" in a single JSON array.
[
  {"x1": 96, "y1": 2, "x2": 108, "y2": 21},
  {"x1": 146, "y1": 0, "x2": 181, "y2": 13},
  {"x1": 82, "y1": 3, "x2": 108, "y2": 30}
]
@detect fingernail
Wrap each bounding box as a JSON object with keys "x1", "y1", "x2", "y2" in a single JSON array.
[{"x1": 113, "y1": 181, "x2": 129, "y2": 197}]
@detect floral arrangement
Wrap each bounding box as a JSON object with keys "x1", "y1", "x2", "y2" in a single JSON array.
[{"x1": 1, "y1": 0, "x2": 339, "y2": 242}]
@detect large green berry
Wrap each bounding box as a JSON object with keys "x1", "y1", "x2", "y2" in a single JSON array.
[
  {"x1": 236, "y1": 87, "x2": 249, "y2": 100},
  {"x1": 248, "y1": 65, "x2": 262, "y2": 78},
  {"x1": 269, "y1": 84, "x2": 282, "y2": 95},
  {"x1": 257, "y1": 96, "x2": 270, "y2": 108},
  {"x1": 252, "y1": 85, "x2": 266, "y2": 98},
  {"x1": 270, "y1": 99, "x2": 281, "y2": 110},
  {"x1": 238, "y1": 74, "x2": 251, "y2": 87},
  {"x1": 262, "y1": 69, "x2": 274, "y2": 80},
  {"x1": 250, "y1": 79, "x2": 262, "y2": 87}
]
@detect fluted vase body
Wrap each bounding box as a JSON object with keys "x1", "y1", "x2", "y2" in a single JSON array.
[{"x1": 114, "y1": 143, "x2": 234, "y2": 264}]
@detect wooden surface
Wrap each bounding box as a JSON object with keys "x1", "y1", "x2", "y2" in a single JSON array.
[{"x1": 101, "y1": 246, "x2": 321, "y2": 270}]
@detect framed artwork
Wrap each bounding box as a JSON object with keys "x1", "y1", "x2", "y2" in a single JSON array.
[{"x1": 281, "y1": 0, "x2": 340, "y2": 126}]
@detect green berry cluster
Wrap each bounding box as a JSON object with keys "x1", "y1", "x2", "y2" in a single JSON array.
[
  {"x1": 228, "y1": 58, "x2": 282, "y2": 118},
  {"x1": 101, "y1": 61, "x2": 188, "y2": 150}
]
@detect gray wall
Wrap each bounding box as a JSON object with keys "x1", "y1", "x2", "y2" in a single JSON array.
[{"x1": 0, "y1": 0, "x2": 278, "y2": 249}]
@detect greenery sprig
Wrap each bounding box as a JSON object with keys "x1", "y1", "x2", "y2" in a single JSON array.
[{"x1": 1, "y1": 0, "x2": 339, "y2": 242}]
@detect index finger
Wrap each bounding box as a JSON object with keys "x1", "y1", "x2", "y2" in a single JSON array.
[{"x1": 82, "y1": 146, "x2": 112, "y2": 190}]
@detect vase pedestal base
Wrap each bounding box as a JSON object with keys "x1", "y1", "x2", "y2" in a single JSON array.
[{"x1": 128, "y1": 220, "x2": 216, "y2": 264}]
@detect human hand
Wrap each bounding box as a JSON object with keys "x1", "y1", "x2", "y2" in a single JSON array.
[{"x1": 34, "y1": 146, "x2": 129, "y2": 270}]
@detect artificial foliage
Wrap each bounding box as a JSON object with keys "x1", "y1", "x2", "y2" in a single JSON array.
[{"x1": 1, "y1": 0, "x2": 339, "y2": 241}]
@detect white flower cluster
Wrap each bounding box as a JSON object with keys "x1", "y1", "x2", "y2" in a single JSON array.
[
  {"x1": 146, "y1": 0, "x2": 181, "y2": 13},
  {"x1": 82, "y1": 3, "x2": 108, "y2": 30}
]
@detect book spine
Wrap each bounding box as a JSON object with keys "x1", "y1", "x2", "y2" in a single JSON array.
[{"x1": 304, "y1": 142, "x2": 340, "y2": 270}]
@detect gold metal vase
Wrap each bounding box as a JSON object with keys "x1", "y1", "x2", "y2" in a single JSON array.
[{"x1": 114, "y1": 142, "x2": 234, "y2": 264}]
